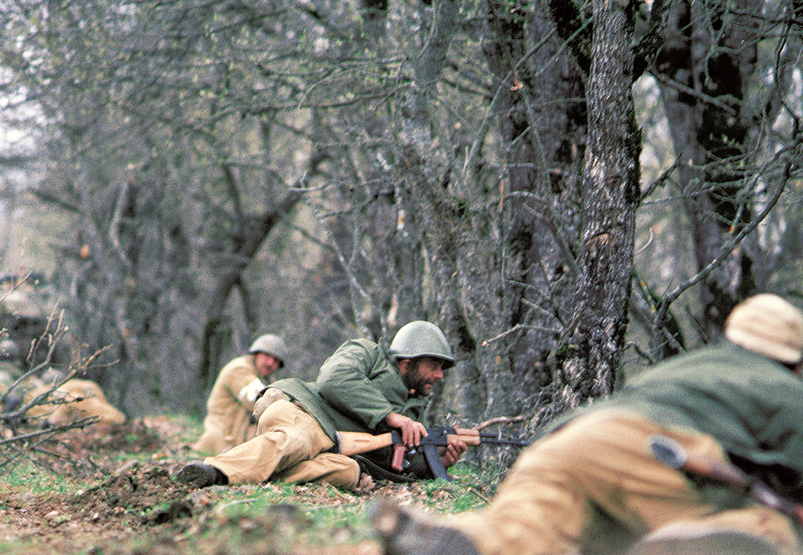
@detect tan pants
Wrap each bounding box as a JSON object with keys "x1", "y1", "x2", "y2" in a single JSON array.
[
  {"x1": 203, "y1": 399, "x2": 360, "y2": 489},
  {"x1": 25, "y1": 379, "x2": 126, "y2": 428},
  {"x1": 452, "y1": 410, "x2": 800, "y2": 555}
]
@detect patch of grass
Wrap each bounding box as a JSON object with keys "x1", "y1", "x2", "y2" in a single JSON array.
[
  {"x1": 0, "y1": 460, "x2": 82, "y2": 494},
  {"x1": 0, "y1": 415, "x2": 510, "y2": 555},
  {"x1": 167, "y1": 467, "x2": 491, "y2": 552},
  {"x1": 158, "y1": 412, "x2": 205, "y2": 444},
  {"x1": 194, "y1": 485, "x2": 374, "y2": 551}
]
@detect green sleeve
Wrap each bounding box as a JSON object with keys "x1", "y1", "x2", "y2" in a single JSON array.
[{"x1": 316, "y1": 339, "x2": 407, "y2": 431}]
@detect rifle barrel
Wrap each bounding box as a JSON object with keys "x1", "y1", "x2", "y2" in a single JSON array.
[
  {"x1": 483, "y1": 438, "x2": 529, "y2": 446},
  {"x1": 445, "y1": 427, "x2": 528, "y2": 448},
  {"x1": 450, "y1": 428, "x2": 527, "y2": 444}
]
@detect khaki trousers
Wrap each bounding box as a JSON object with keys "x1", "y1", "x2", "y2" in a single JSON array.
[
  {"x1": 452, "y1": 410, "x2": 800, "y2": 555},
  {"x1": 203, "y1": 398, "x2": 360, "y2": 489},
  {"x1": 25, "y1": 379, "x2": 126, "y2": 428}
]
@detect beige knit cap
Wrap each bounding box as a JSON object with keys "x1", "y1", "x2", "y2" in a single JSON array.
[{"x1": 724, "y1": 294, "x2": 803, "y2": 364}]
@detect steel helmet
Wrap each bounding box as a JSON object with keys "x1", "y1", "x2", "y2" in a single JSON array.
[
  {"x1": 388, "y1": 321, "x2": 455, "y2": 369},
  {"x1": 248, "y1": 334, "x2": 288, "y2": 368},
  {"x1": 725, "y1": 294, "x2": 803, "y2": 364}
]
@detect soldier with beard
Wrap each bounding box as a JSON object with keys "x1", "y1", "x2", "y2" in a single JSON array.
[
  {"x1": 369, "y1": 295, "x2": 803, "y2": 555},
  {"x1": 175, "y1": 321, "x2": 466, "y2": 490}
]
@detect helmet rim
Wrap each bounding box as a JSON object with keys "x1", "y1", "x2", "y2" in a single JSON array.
[{"x1": 388, "y1": 321, "x2": 455, "y2": 369}]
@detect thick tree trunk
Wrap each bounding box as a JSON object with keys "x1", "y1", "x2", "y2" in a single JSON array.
[
  {"x1": 551, "y1": 0, "x2": 639, "y2": 415},
  {"x1": 477, "y1": 0, "x2": 587, "y2": 422},
  {"x1": 654, "y1": 0, "x2": 763, "y2": 345}
]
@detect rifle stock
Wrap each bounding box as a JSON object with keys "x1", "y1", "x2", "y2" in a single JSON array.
[{"x1": 336, "y1": 430, "x2": 395, "y2": 457}]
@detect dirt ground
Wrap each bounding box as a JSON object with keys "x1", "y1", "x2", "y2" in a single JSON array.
[{"x1": 0, "y1": 417, "x2": 386, "y2": 555}]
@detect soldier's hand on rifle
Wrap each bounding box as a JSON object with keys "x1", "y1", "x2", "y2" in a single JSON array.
[
  {"x1": 439, "y1": 437, "x2": 467, "y2": 468},
  {"x1": 386, "y1": 412, "x2": 428, "y2": 448}
]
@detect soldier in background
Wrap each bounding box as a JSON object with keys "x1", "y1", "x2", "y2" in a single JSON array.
[
  {"x1": 192, "y1": 334, "x2": 288, "y2": 455},
  {"x1": 1, "y1": 374, "x2": 126, "y2": 430},
  {"x1": 1, "y1": 274, "x2": 123, "y2": 430},
  {"x1": 23, "y1": 378, "x2": 126, "y2": 429}
]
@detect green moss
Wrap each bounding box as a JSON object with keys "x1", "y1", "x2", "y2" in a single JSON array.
[{"x1": 554, "y1": 342, "x2": 580, "y2": 366}]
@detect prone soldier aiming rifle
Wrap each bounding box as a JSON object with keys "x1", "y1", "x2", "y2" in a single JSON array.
[{"x1": 335, "y1": 425, "x2": 529, "y2": 480}]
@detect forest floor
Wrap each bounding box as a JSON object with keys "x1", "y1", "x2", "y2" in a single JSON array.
[{"x1": 0, "y1": 415, "x2": 492, "y2": 555}]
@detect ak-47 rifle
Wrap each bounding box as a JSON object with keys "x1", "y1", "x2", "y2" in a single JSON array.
[
  {"x1": 335, "y1": 425, "x2": 529, "y2": 481},
  {"x1": 649, "y1": 434, "x2": 803, "y2": 526}
]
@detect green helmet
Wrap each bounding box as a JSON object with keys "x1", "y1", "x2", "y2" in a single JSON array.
[
  {"x1": 388, "y1": 321, "x2": 455, "y2": 369},
  {"x1": 249, "y1": 334, "x2": 288, "y2": 367}
]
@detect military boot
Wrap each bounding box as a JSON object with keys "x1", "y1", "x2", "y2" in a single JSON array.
[{"x1": 368, "y1": 497, "x2": 480, "y2": 555}]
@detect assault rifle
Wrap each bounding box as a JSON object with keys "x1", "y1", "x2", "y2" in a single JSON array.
[
  {"x1": 335, "y1": 425, "x2": 529, "y2": 481},
  {"x1": 649, "y1": 434, "x2": 803, "y2": 526}
]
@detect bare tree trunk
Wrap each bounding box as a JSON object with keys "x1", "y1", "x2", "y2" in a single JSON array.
[
  {"x1": 653, "y1": 0, "x2": 764, "y2": 345},
  {"x1": 551, "y1": 0, "x2": 639, "y2": 415},
  {"x1": 476, "y1": 0, "x2": 587, "y2": 422},
  {"x1": 198, "y1": 191, "x2": 301, "y2": 393}
]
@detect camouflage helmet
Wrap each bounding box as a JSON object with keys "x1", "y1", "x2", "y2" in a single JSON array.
[
  {"x1": 388, "y1": 321, "x2": 455, "y2": 369},
  {"x1": 725, "y1": 294, "x2": 803, "y2": 364},
  {"x1": 249, "y1": 334, "x2": 288, "y2": 368}
]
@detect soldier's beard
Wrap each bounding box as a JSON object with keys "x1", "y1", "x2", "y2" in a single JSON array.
[{"x1": 404, "y1": 359, "x2": 431, "y2": 397}]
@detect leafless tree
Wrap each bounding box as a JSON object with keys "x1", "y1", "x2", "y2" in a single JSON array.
[
  {"x1": 640, "y1": 0, "x2": 803, "y2": 353},
  {"x1": 0, "y1": 300, "x2": 104, "y2": 470},
  {"x1": 0, "y1": 0, "x2": 802, "y2": 449}
]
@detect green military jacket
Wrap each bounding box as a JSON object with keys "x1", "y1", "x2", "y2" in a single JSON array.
[
  {"x1": 268, "y1": 338, "x2": 433, "y2": 480},
  {"x1": 269, "y1": 338, "x2": 430, "y2": 441},
  {"x1": 550, "y1": 342, "x2": 803, "y2": 497}
]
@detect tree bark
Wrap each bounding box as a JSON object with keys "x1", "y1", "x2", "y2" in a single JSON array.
[
  {"x1": 551, "y1": 0, "x2": 639, "y2": 415},
  {"x1": 639, "y1": 0, "x2": 774, "y2": 356}
]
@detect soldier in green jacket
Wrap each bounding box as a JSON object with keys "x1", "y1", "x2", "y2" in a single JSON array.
[
  {"x1": 175, "y1": 321, "x2": 466, "y2": 490},
  {"x1": 370, "y1": 294, "x2": 803, "y2": 555}
]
